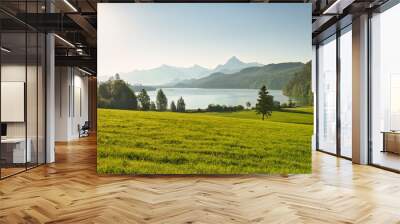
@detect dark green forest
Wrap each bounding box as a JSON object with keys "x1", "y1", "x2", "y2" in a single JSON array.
[
  {"x1": 282, "y1": 61, "x2": 312, "y2": 105},
  {"x1": 98, "y1": 78, "x2": 138, "y2": 110}
]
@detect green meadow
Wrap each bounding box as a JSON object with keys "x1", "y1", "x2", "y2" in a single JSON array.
[{"x1": 97, "y1": 108, "x2": 313, "y2": 174}]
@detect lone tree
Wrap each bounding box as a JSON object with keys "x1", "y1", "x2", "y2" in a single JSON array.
[
  {"x1": 246, "y1": 101, "x2": 251, "y2": 110},
  {"x1": 156, "y1": 89, "x2": 168, "y2": 111},
  {"x1": 150, "y1": 101, "x2": 156, "y2": 111},
  {"x1": 255, "y1": 85, "x2": 273, "y2": 120},
  {"x1": 138, "y1": 89, "x2": 151, "y2": 111},
  {"x1": 177, "y1": 97, "x2": 186, "y2": 112},
  {"x1": 170, "y1": 101, "x2": 177, "y2": 112}
]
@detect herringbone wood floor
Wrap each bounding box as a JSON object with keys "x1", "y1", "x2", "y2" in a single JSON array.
[{"x1": 1, "y1": 135, "x2": 400, "y2": 224}]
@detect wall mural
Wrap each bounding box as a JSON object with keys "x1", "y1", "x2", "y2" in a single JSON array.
[{"x1": 97, "y1": 3, "x2": 312, "y2": 174}]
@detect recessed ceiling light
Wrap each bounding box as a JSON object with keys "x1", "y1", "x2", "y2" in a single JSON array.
[
  {"x1": 78, "y1": 67, "x2": 92, "y2": 76},
  {"x1": 63, "y1": 0, "x2": 78, "y2": 12},
  {"x1": 54, "y1": 34, "x2": 75, "y2": 48}
]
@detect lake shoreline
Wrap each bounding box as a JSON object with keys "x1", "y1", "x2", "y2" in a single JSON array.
[{"x1": 146, "y1": 87, "x2": 289, "y2": 110}]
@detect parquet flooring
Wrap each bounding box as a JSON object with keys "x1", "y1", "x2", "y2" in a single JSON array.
[
  {"x1": 0, "y1": 167, "x2": 26, "y2": 178},
  {"x1": 1, "y1": 135, "x2": 400, "y2": 223}
]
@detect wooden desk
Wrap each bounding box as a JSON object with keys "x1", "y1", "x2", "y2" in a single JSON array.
[
  {"x1": 1, "y1": 138, "x2": 31, "y2": 164},
  {"x1": 382, "y1": 131, "x2": 400, "y2": 154}
]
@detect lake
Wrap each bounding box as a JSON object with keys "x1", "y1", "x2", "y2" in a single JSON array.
[{"x1": 147, "y1": 88, "x2": 289, "y2": 109}]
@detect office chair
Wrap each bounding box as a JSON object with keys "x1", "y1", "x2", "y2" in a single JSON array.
[{"x1": 79, "y1": 121, "x2": 90, "y2": 138}]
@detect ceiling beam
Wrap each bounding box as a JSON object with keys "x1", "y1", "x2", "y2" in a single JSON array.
[
  {"x1": 55, "y1": 55, "x2": 96, "y2": 74},
  {"x1": 323, "y1": 0, "x2": 356, "y2": 14},
  {"x1": 67, "y1": 13, "x2": 97, "y2": 42}
]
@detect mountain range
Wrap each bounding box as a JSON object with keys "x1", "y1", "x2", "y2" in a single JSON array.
[
  {"x1": 174, "y1": 62, "x2": 306, "y2": 90},
  {"x1": 118, "y1": 56, "x2": 263, "y2": 86},
  {"x1": 211, "y1": 56, "x2": 263, "y2": 74}
]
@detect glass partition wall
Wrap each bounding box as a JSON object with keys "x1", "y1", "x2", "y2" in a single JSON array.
[
  {"x1": 316, "y1": 26, "x2": 352, "y2": 159},
  {"x1": 0, "y1": 32, "x2": 27, "y2": 177},
  {"x1": 370, "y1": 3, "x2": 400, "y2": 171},
  {"x1": 317, "y1": 35, "x2": 337, "y2": 154},
  {"x1": 0, "y1": 7, "x2": 46, "y2": 179}
]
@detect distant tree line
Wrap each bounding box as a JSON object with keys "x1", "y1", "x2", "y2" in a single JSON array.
[
  {"x1": 280, "y1": 99, "x2": 297, "y2": 109},
  {"x1": 98, "y1": 74, "x2": 186, "y2": 112},
  {"x1": 202, "y1": 85, "x2": 280, "y2": 120},
  {"x1": 207, "y1": 104, "x2": 245, "y2": 112}
]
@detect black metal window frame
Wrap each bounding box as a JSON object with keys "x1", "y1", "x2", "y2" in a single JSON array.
[
  {"x1": 315, "y1": 22, "x2": 353, "y2": 161},
  {"x1": 315, "y1": 0, "x2": 400, "y2": 173}
]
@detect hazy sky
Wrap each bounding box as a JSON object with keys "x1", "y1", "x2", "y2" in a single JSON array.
[{"x1": 98, "y1": 3, "x2": 311, "y2": 77}]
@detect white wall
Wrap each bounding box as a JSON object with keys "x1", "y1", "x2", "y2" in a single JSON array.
[
  {"x1": 1, "y1": 65, "x2": 35, "y2": 138},
  {"x1": 71, "y1": 72, "x2": 89, "y2": 138},
  {"x1": 1, "y1": 65, "x2": 26, "y2": 137},
  {"x1": 1, "y1": 63, "x2": 46, "y2": 164},
  {"x1": 1, "y1": 82, "x2": 25, "y2": 122},
  {"x1": 55, "y1": 67, "x2": 89, "y2": 141},
  {"x1": 55, "y1": 66, "x2": 70, "y2": 141}
]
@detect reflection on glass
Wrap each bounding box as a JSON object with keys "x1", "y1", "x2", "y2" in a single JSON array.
[
  {"x1": 27, "y1": 32, "x2": 38, "y2": 169},
  {"x1": 318, "y1": 36, "x2": 337, "y2": 154},
  {"x1": 38, "y1": 33, "x2": 46, "y2": 165},
  {"x1": 390, "y1": 75, "x2": 400, "y2": 130},
  {"x1": 340, "y1": 28, "x2": 352, "y2": 158}
]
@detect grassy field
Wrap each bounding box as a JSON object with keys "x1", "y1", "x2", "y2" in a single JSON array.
[
  {"x1": 206, "y1": 109, "x2": 313, "y2": 125},
  {"x1": 281, "y1": 106, "x2": 314, "y2": 114},
  {"x1": 97, "y1": 108, "x2": 313, "y2": 174}
]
